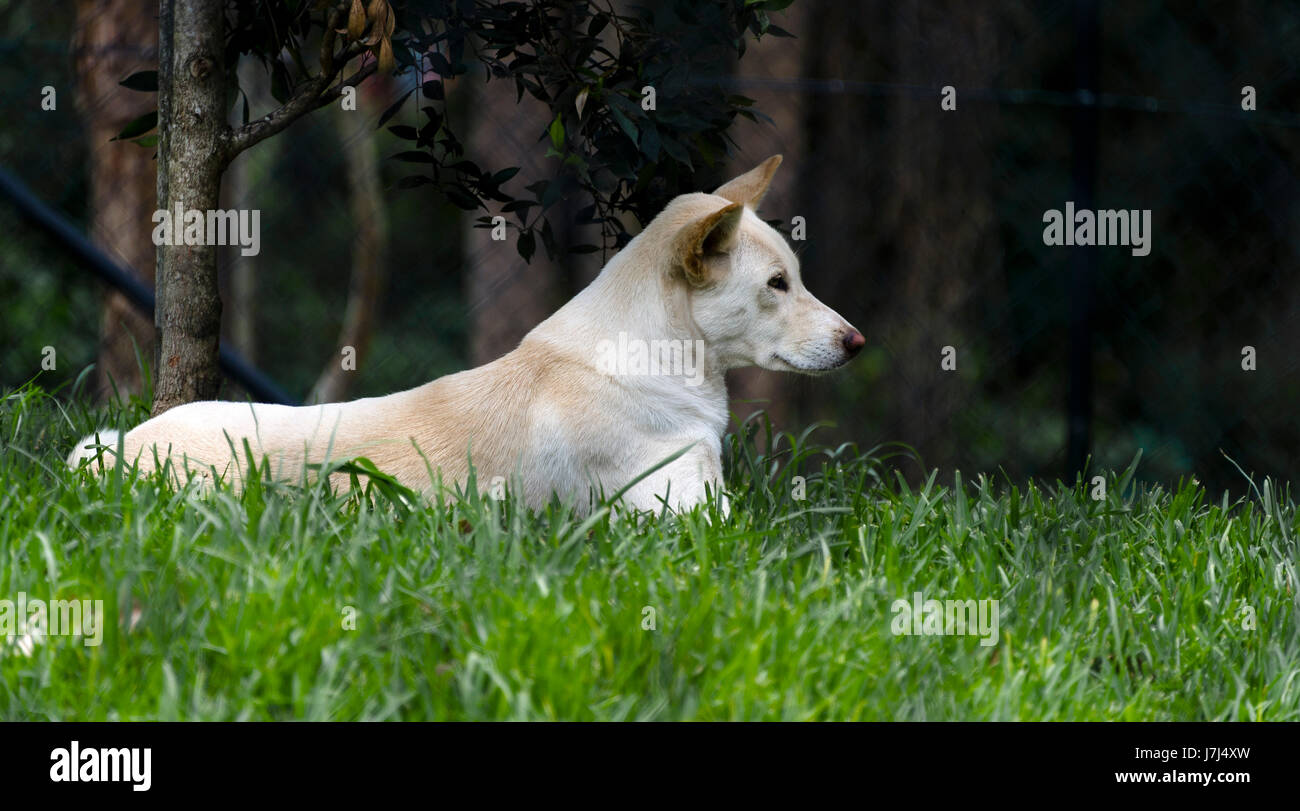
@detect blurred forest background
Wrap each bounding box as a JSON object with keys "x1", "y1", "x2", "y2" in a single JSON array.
[{"x1": 2, "y1": 0, "x2": 1299, "y2": 493}]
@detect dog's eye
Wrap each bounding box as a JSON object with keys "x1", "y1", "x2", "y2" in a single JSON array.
[{"x1": 768, "y1": 274, "x2": 788, "y2": 292}]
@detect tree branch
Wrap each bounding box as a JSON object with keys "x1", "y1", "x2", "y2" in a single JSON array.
[{"x1": 223, "y1": 50, "x2": 379, "y2": 161}]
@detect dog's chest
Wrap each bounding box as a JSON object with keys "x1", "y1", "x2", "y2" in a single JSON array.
[{"x1": 520, "y1": 386, "x2": 726, "y2": 500}]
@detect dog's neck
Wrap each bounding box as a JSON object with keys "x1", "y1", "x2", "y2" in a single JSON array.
[{"x1": 525, "y1": 234, "x2": 731, "y2": 432}]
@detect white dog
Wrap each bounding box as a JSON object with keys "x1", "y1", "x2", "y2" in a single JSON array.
[{"x1": 69, "y1": 156, "x2": 864, "y2": 513}]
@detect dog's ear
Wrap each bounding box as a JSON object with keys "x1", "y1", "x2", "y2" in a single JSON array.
[
  {"x1": 675, "y1": 201, "x2": 744, "y2": 286},
  {"x1": 712, "y1": 155, "x2": 783, "y2": 209}
]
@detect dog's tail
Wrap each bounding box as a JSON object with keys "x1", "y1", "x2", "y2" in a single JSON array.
[{"x1": 66, "y1": 430, "x2": 121, "y2": 469}]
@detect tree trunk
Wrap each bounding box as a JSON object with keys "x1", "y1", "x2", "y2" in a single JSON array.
[
  {"x1": 73, "y1": 0, "x2": 158, "y2": 402},
  {"x1": 152, "y1": 0, "x2": 226, "y2": 415}
]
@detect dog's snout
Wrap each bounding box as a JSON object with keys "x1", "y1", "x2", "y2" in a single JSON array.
[{"x1": 841, "y1": 329, "x2": 865, "y2": 357}]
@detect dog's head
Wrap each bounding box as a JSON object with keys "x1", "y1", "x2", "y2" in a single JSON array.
[{"x1": 666, "y1": 155, "x2": 865, "y2": 374}]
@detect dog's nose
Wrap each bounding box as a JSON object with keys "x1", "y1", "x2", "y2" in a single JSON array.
[{"x1": 841, "y1": 329, "x2": 866, "y2": 357}]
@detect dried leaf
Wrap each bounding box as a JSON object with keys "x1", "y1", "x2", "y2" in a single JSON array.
[
  {"x1": 362, "y1": 3, "x2": 388, "y2": 46},
  {"x1": 347, "y1": 0, "x2": 366, "y2": 40},
  {"x1": 377, "y1": 38, "x2": 395, "y2": 73}
]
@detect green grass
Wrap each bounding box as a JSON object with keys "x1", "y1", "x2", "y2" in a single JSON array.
[{"x1": 1, "y1": 381, "x2": 1298, "y2": 720}]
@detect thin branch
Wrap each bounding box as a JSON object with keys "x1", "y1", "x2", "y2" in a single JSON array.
[
  {"x1": 224, "y1": 41, "x2": 378, "y2": 161},
  {"x1": 321, "y1": 59, "x2": 380, "y2": 108},
  {"x1": 320, "y1": 5, "x2": 343, "y2": 75}
]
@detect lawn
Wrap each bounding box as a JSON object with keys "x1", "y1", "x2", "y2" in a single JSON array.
[{"x1": 1, "y1": 382, "x2": 1297, "y2": 720}]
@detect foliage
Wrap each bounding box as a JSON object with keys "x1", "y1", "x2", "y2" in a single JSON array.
[{"x1": 115, "y1": 0, "x2": 793, "y2": 262}]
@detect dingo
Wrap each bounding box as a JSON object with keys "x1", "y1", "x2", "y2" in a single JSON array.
[{"x1": 69, "y1": 156, "x2": 864, "y2": 513}]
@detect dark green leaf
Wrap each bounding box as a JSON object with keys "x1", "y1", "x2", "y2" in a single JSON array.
[
  {"x1": 111, "y1": 111, "x2": 157, "y2": 141},
  {"x1": 390, "y1": 151, "x2": 435, "y2": 164},
  {"x1": 119, "y1": 70, "x2": 158, "y2": 92},
  {"x1": 609, "y1": 106, "x2": 638, "y2": 142},
  {"x1": 517, "y1": 230, "x2": 535, "y2": 263},
  {"x1": 492, "y1": 167, "x2": 521, "y2": 184},
  {"x1": 548, "y1": 114, "x2": 565, "y2": 150},
  {"x1": 377, "y1": 87, "x2": 416, "y2": 129},
  {"x1": 395, "y1": 175, "x2": 434, "y2": 189},
  {"x1": 444, "y1": 186, "x2": 481, "y2": 210}
]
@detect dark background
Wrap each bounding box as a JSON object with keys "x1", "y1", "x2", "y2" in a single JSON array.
[{"x1": 2, "y1": 0, "x2": 1298, "y2": 494}]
